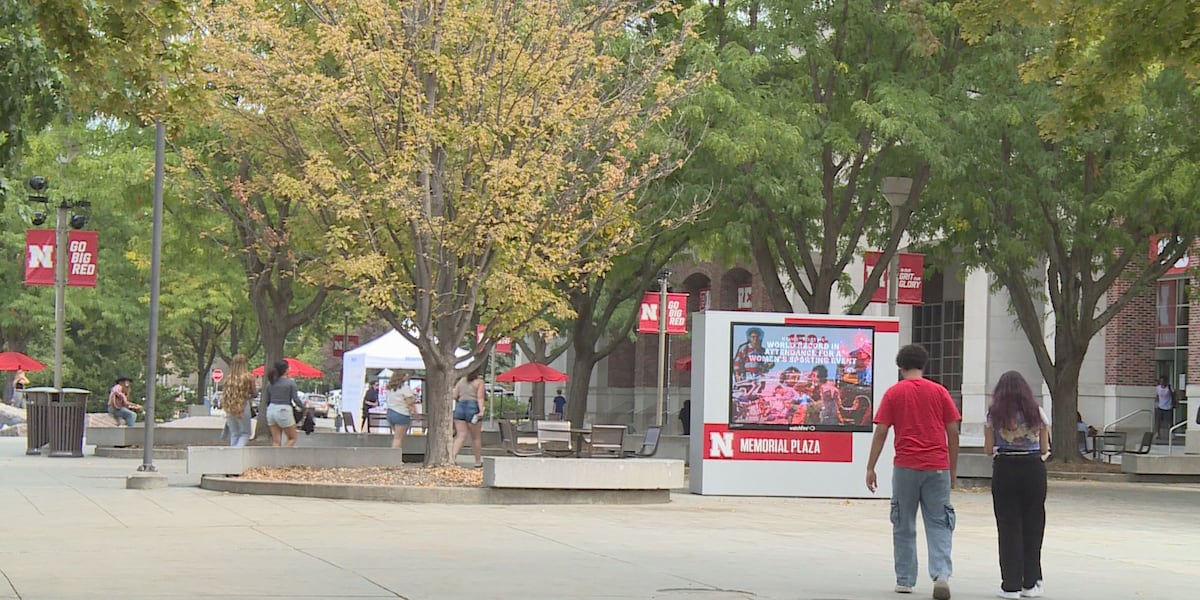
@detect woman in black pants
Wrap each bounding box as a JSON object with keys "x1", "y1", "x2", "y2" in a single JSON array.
[{"x1": 984, "y1": 371, "x2": 1049, "y2": 599}]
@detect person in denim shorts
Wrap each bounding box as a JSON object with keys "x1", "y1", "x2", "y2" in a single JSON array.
[
  {"x1": 386, "y1": 372, "x2": 417, "y2": 454},
  {"x1": 263, "y1": 359, "x2": 300, "y2": 447},
  {"x1": 451, "y1": 371, "x2": 486, "y2": 467},
  {"x1": 866, "y1": 344, "x2": 961, "y2": 600}
]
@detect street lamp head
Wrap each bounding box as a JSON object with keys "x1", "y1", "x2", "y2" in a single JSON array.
[
  {"x1": 881, "y1": 177, "x2": 913, "y2": 208},
  {"x1": 27, "y1": 175, "x2": 48, "y2": 193},
  {"x1": 69, "y1": 200, "x2": 91, "y2": 229},
  {"x1": 31, "y1": 211, "x2": 47, "y2": 226}
]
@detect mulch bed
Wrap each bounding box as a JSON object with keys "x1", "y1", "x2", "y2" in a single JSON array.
[{"x1": 240, "y1": 465, "x2": 483, "y2": 487}]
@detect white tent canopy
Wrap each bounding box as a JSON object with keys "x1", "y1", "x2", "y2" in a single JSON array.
[{"x1": 339, "y1": 329, "x2": 472, "y2": 427}]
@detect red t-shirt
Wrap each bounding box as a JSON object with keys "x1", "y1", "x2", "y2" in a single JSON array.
[{"x1": 874, "y1": 377, "x2": 961, "y2": 471}]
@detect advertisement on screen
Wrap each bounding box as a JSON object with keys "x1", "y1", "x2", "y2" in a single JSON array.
[{"x1": 729, "y1": 322, "x2": 874, "y2": 432}]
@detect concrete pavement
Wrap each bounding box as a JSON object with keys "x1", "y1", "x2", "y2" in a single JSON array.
[{"x1": 0, "y1": 437, "x2": 1196, "y2": 599}]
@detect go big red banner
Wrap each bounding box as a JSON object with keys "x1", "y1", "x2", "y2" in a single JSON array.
[
  {"x1": 638, "y1": 292, "x2": 688, "y2": 334},
  {"x1": 863, "y1": 251, "x2": 923, "y2": 305},
  {"x1": 25, "y1": 230, "x2": 98, "y2": 287}
]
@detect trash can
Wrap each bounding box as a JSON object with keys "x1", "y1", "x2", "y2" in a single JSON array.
[
  {"x1": 24, "y1": 387, "x2": 54, "y2": 455},
  {"x1": 47, "y1": 388, "x2": 89, "y2": 458}
]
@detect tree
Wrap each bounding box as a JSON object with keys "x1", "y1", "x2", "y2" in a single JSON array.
[
  {"x1": 197, "y1": 0, "x2": 699, "y2": 465},
  {"x1": 957, "y1": 0, "x2": 1200, "y2": 129},
  {"x1": 676, "y1": 1, "x2": 963, "y2": 315},
  {"x1": 934, "y1": 26, "x2": 1200, "y2": 462}
]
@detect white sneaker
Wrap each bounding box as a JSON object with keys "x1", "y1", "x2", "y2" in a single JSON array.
[
  {"x1": 1020, "y1": 582, "x2": 1044, "y2": 598},
  {"x1": 997, "y1": 590, "x2": 1020, "y2": 600},
  {"x1": 895, "y1": 584, "x2": 913, "y2": 594},
  {"x1": 932, "y1": 577, "x2": 951, "y2": 600}
]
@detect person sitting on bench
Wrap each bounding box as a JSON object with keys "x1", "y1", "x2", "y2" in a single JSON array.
[{"x1": 108, "y1": 376, "x2": 142, "y2": 427}]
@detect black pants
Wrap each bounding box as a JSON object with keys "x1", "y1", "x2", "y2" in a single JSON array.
[
  {"x1": 1154, "y1": 407, "x2": 1174, "y2": 438},
  {"x1": 991, "y1": 454, "x2": 1046, "y2": 592}
]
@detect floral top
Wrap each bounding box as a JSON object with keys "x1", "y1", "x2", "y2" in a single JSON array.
[{"x1": 987, "y1": 407, "x2": 1048, "y2": 452}]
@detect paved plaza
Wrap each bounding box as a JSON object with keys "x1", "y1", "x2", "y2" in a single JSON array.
[{"x1": 0, "y1": 438, "x2": 1195, "y2": 599}]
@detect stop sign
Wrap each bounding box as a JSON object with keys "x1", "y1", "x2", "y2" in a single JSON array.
[{"x1": 211, "y1": 369, "x2": 224, "y2": 383}]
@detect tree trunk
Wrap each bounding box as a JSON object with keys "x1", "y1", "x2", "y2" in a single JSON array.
[
  {"x1": 423, "y1": 359, "x2": 455, "y2": 466},
  {"x1": 565, "y1": 349, "x2": 597, "y2": 428},
  {"x1": 251, "y1": 311, "x2": 287, "y2": 442},
  {"x1": 1047, "y1": 358, "x2": 1085, "y2": 463}
]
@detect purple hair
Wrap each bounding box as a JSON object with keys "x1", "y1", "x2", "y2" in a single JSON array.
[{"x1": 988, "y1": 371, "x2": 1043, "y2": 430}]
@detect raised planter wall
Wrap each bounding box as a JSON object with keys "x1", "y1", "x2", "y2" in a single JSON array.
[{"x1": 483, "y1": 456, "x2": 684, "y2": 490}]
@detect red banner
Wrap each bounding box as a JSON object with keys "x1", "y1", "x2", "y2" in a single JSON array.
[
  {"x1": 864, "y1": 251, "x2": 923, "y2": 305},
  {"x1": 332, "y1": 334, "x2": 360, "y2": 357},
  {"x1": 475, "y1": 325, "x2": 512, "y2": 354},
  {"x1": 1150, "y1": 234, "x2": 1191, "y2": 276},
  {"x1": 701, "y1": 424, "x2": 853, "y2": 462},
  {"x1": 736, "y1": 285, "x2": 753, "y2": 310},
  {"x1": 638, "y1": 292, "x2": 688, "y2": 334},
  {"x1": 25, "y1": 230, "x2": 98, "y2": 287}
]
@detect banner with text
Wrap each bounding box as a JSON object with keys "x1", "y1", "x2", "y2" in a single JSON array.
[
  {"x1": 702, "y1": 424, "x2": 853, "y2": 462},
  {"x1": 638, "y1": 292, "x2": 689, "y2": 334},
  {"x1": 25, "y1": 229, "x2": 98, "y2": 287},
  {"x1": 864, "y1": 251, "x2": 923, "y2": 305},
  {"x1": 332, "y1": 334, "x2": 360, "y2": 358}
]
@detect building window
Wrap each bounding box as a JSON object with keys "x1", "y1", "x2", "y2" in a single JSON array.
[
  {"x1": 913, "y1": 300, "x2": 965, "y2": 407},
  {"x1": 1155, "y1": 278, "x2": 1188, "y2": 391}
]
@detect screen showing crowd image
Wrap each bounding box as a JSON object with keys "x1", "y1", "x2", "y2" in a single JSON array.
[{"x1": 728, "y1": 322, "x2": 875, "y2": 432}]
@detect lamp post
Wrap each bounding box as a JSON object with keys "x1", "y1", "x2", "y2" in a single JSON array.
[
  {"x1": 881, "y1": 177, "x2": 913, "y2": 317},
  {"x1": 25, "y1": 177, "x2": 91, "y2": 392},
  {"x1": 655, "y1": 269, "x2": 671, "y2": 427}
]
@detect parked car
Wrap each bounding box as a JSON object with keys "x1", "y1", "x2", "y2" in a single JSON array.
[{"x1": 304, "y1": 393, "x2": 331, "y2": 418}]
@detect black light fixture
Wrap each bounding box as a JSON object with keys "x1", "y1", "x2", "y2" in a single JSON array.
[
  {"x1": 27, "y1": 176, "x2": 50, "y2": 226},
  {"x1": 70, "y1": 201, "x2": 91, "y2": 229}
]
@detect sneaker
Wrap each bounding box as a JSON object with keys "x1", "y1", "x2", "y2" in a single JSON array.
[
  {"x1": 1020, "y1": 582, "x2": 1044, "y2": 598},
  {"x1": 997, "y1": 590, "x2": 1020, "y2": 600},
  {"x1": 932, "y1": 577, "x2": 951, "y2": 600},
  {"x1": 895, "y1": 585, "x2": 913, "y2": 594}
]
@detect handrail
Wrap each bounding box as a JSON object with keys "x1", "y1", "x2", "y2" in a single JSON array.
[
  {"x1": 1167, "y1": 419, "x2": 1188, "y2": 455},
  {"x1": 1103, "y1": 409, "x2": 1151, "y2": 432}
]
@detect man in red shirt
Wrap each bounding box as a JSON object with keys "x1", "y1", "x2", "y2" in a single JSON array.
[{"x1": 866, "y1": 344, "x2": 961, "y2": 599}]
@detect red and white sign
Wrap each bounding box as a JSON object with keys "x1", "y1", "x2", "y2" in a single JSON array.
[
  {"x1": 475, "y1": 325, "x2": 512, "y2": 354},
  {"x1": 638, "y1": 292, "x2": 689, "y2": 334},
  {"x1": 332, "y1": 334, "x2": 360, "y2": 357},
  {"x1": 864, "y1": 251, "x2": 924, "y2": 305},
  {"x1": 736, "y1": 285, "x2": 753, "y2": 310},
  {"x1": 1150, "y1": 234, "x2": 1191, "y2": 276},
  {"x1": 697, "y1": 288, "x2": 711, "y2": 312},
  {"x1": 25, "y1": 230, "x2": 98, "y2": 287},
  {"x1": 211, "y1": 369, "x2": 224, "y2": 383},
  {"x1": 702, "y1": 424, "x2": 853, "y2": 463}
]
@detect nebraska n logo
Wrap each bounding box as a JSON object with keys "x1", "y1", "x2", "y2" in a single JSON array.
[{"x1": 709, "y1": 431, "x2": 734, "y2": 458}]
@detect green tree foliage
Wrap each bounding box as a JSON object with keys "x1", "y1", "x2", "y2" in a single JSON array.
[
  {"x1": 0, "y1": 1, "x2": 63, "y2": 173},
  {"x1": 2, "y1": 122, "x2": 154, "y2": 400},
  {"x1": 675, "y1": 0, "x2": 965, "y2": 314},
  {"x1": 957, "y1": 0, "x2": 1200, "y2": 130},
  {"x1": 933, "y1": 26, "x2": 1200, "y2": 461}
]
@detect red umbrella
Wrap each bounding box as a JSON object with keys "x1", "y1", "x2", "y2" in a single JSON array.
[
  {"x1": 0, "y1": 351, "x2": 46, "y2": 372},
  {"x1": 673, "y1": 355, "x2": 692, "y2": 372},
  {"x1": 251, "y1": 357, "x2": 324, "y2": 378},
  {"x1": 496, "y1": 363, "x2": 569, "y2": 383}
]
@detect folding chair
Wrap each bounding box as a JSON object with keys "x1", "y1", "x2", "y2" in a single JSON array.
[
  {"x1": 1124, "y1": 431, "x2": 1154, "y2": 455},
  {"x1": 1098, "y1": 431, "x2": 1128, "y2": 463},
  {"x1": 341, "y1": 411, "x2": 356, "y2": 432},
  {"x1": 584, "y1": 425, "x2": 626, "y2": 458}
]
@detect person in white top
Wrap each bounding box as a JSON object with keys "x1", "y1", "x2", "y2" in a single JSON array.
[
  {"x1": 1154, "y1": 376, "x2": 1176, "y2": 441},
  {"x1": 386, "y1": 372, "x2": 418, "y2": 453}
]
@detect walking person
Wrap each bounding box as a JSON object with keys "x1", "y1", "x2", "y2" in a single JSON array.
[
  {"x1": 984, "y1": 371, "x2": 1049, "y2": 599},
  {"x1": 263, "y1": 359, "x2": 301, "y2": 447},
  {"x1": 222, "y1": 355, "x2": 257, "y2": 447},
  {"x1": 387, "y1": 372, "x2": 417, "y2": 454},
  {"x1": 451, "y1": 371, "x2": 486, "y2": 467},
  {"x1": 552, "y1": 388, "x2": 567, "y2": 418},
  {"x1": 866, "y1": 344, "x2": 961, "y2": 600},
  {"x1": 1153, "y1": 376, "x2": 1176, "y2": 441}
]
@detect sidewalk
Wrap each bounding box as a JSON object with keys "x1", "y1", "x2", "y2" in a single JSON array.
[{"x1": 0, "y1": 437, "x2": 1196, "y2": 599}]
